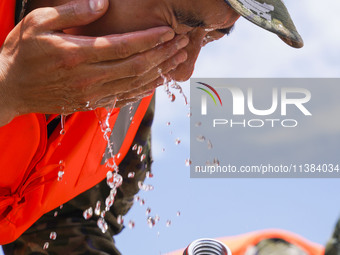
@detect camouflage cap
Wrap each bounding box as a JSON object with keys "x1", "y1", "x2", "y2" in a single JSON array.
[{"x1": 225, "y1": 0, "x2": 303, "y2": 48}]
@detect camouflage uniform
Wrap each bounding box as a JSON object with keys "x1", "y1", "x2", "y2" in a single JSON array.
[
  {"x1": 246, "y1": 239, "x2": 308, "y2": 255},
  {"x1": 325, "y1": 219, "x2": 340, "y2": 255},
  {"x1": 3, "y1": 97, "x2": 155, "y2": 255}
]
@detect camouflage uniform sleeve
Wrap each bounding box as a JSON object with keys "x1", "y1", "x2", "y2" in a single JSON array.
[
  {"x1": 325, "y1": 218, "x2": 340, "y2": 255},
  {"x1": 3, "y1": 96, "x2": 155, "y2": 255},
  {"x1": 246, "y1": 238, "x2": 308, "y2": 255}
]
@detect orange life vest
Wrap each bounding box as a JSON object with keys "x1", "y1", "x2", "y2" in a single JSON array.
[
  {"x1": 0, "y1": 4, "x2": 153, "y2": 244},
  {"x1": 169, "y1": 229, "x2": 325, "y2": 255},
  {"x1": 0, "y1": 0, "x2": 15, "y2": 46}
]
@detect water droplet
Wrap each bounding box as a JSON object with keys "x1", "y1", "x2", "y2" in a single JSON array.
[
  {"x1": 147, "y1": 216, "x2": 155, "y2": 228},
  {"x1": 128, "y1": 220, "x2": 135, "y2": 229},
  {"x1": 105, "y1": 158, "x2": 118, "y2": 172},
  {"x1": 43, "y1": 242, "x2": 49, "y2": 250},
  {"x1": 213, "y1": 158, "x2": 220, "y2": 166},
  {"x1": 85, "y1": 101, "x2": 90, "y2": 108},
  {"x1": 166, "y1": 220, "x2": 172, "y2": 227},
  {"x1": 128, "y1": 172, "x2": 135, "y2": 178},
  {"x1": 187, "y1": 112, "x2": 192, "y2": 118},
  {"x1": 58, "y1": 160, "x2": 65, "y2": 181},
  {"x1": 166, "y1": 122, "x2": 171, "y2": 126},
  {"x1": 59, "y1": 205, "x2": 63, "y2": 209},
  {"x1": 97, "y1": 218, "x2": 108, "y2": 233},
  {"x1": 202, "y1": 37, "x2": 208, "y2": 46},
  {"x1": 95, "y1": 201, "x2": 101, "y2": 216},
  {"x1": 155, "y1": 215, "x2": 160, "y2": 222},
  {"x1": 140, "y1": 199, "x2": 145, "y2": 206},
  {"x1": 129, "y1": 105, "x2": 134, "y2": 113},
  {"x1": 170, "y1": 93, "x2": 176, "y2": 102},
  {"x1": 110, "y1": 188, "x2": 117, "y2": 197},
  {"x1": 146, "y1": 207, "x2": 151, "y2": 215},
  {"x1": 146, "y1": 171, "x2": 153, "y2": 178},
  {"x1": 138, "y1": 181, "x2": 145, "y2": 190},
  {"x1": 177, "y1": 211, "x2": 181, "y2": 216},
  {"x1": 57, "y1": 170, "x2": 64, "y2": 181},
  {"x1": 132, "y1": 144, "x2": 138, "y2": 151},
  {"x1": 117, "y1": 215, "x2": 124, "y2": 225},
  {"x1": 101, "y1": 211, "x2": 106, "y2": 218},
  {"x1": 140, "y1": 154, "x2": 146, "y2": 161},
  {"x1": 96, "y1": 107, "x2": 114, "y2": 136},
  {"x1": 195, "y1": 122, "x2": 202, "y2": 127},
  {"x1": 116, "y1": 153, "x2": 121, "y2": 159},
  {"x1": 106, "y1": 171, "x2": 114, "y2": 188},
  {"x1": 113, "y1": 173, "x2": 123, "y2": 187},
  {"x1": 204, "y1": 28, "x2": 214, "y2": 32},
  {"x1": 196, "y1": 135, "x2": 206, "y2": 142},
  {"x1": 60, "y1": 115, "x2": 66, "y2": 135},
  {"x1": 137, "y1": 145, "x2": 143, "y2": 155},
  {"x1": 54, "y1": 211, "x2": 58, "y2": 217},
  {"x1": 96, "y1": 105, "x2": 122, "y2": 182},
  {"x1": 49, "y1": 232, "x2": 57, "y2": 240},
  {"x1": 105, "y1": 195, "x2": 114, "y2": 209},
  {"x1": 147, "y1": 185, "x2": 154, "y2": 191},
  {"x1": 134, "y1": 195, "x2": 140, "y2": 202},
  {"x1": 83, "y1": 207, "x2": 93, "y2": 220},
  {"x1": 170, "y1": 81, "x2": 188, "y2": 105},
  {"x1": 129, "y1": 116, "x2": 133, "y2": 121},
  {"x1": 207, "y1": 139, "x2": 213, "y2": 149},
  {"x1": 106, "y1": 171, "x2": 122, "y2": 189},
  {"x1": 185, "y1": 159, "x2": 192, "y2": 167},
  {"x1": 175, "y1": 138, "x2": 181, "y2": 145},
  {"x1": 104, "y1": 127, "x2": 111, "y2": 137}
]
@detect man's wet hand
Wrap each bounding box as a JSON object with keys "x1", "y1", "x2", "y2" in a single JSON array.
[{"x1": 0, "y1": 0, "x2": 188, "y2": 126}]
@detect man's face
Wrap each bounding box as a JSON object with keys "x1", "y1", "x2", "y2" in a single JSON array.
[{"x1": 75, "y1": 0, "x2": 240, "y2": 81}]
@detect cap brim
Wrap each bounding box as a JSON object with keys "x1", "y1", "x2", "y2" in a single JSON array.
[{"x1": 225, "y1": 0, "x2": 304, "y2": 48}]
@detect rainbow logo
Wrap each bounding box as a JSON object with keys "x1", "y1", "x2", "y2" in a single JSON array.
[{"x1": 196, "y1": 82, "x2": 222, "y2": 106}]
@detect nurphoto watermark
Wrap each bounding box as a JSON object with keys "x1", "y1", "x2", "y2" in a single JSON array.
[{"x1": 190, "y1": 78, "x2": 340, "y2": 178}]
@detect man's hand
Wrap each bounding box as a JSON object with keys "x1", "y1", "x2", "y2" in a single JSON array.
[{"x1": 0, "y1": 0, "x2": 188, "y2": 126}]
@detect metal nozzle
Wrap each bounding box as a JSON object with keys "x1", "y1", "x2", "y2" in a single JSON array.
[{"x1": 183, "y1": 238, "x2": 231, "y2": 255}]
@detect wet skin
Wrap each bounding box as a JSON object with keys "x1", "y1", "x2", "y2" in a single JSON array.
[
  {"x1": 0, "y1": 0, "x2": 240, "y2": 126},
  {"x1": 32, "y1": 0, "x2": 240, "y2": 82}
]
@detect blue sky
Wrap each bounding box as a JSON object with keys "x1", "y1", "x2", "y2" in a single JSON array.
[{"x1": 1, "y1": 0, "x2": 340, "y2": 254}]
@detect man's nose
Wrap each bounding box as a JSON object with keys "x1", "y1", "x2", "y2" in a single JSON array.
[{"x1": 169, "y1": 30, "x2": 206, "y2": 82}]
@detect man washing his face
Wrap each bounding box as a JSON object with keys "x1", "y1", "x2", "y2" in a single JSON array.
[{"x1": 0, "y1": 0, "x2": 303, "y2": 253}]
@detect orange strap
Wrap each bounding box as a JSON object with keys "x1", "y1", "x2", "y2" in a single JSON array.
[{"x1": 0, "y1": 0, "x2": 16, "y2": 46}]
